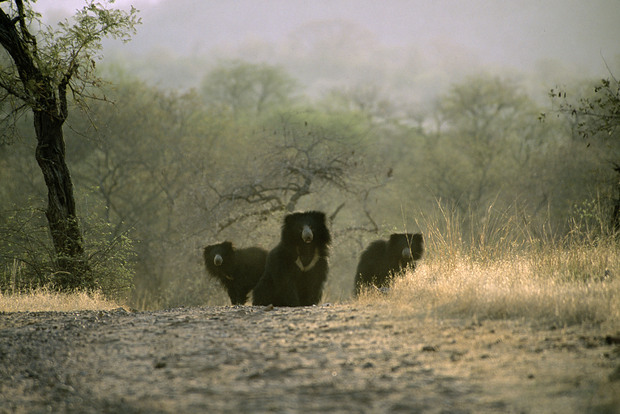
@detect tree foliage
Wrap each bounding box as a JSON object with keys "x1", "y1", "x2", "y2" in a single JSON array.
[
  {"x1": 201, "y1": 60, "x2": 298, "y2": 117},
  {"x1": 429, "y1": 76, "x2": 542, "y2": 212},
  {"x1": 0, "y1": 0, "x2": 140, "y2": 136},
  {"x1": 0, "y1": 0, "x2": 139, "y2": 291},
  {"x1": 2, "y1": 52, "x2": 617, "y2": 306},
  {"x1": 550, "y1": 73, "x2": 620, "y2": 233},
  {"x1": 551, "y1": 75, "x2": 620, "y2": 142},
  {"x1": 206, "y1": 114, "x2": 366, "y2": 234}
]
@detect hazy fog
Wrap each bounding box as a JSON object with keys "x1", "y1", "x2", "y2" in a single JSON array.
[{"x1": 38, "y1": 0, "x2": 620, "y2": 71}]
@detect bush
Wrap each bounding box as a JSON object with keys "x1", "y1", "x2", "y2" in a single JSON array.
[
  {"x1": 0, "y1": 206, "x2": 135, "y2": 302},
  {"x1": 357, "y1": 200, "x2": 620, "y2": 328}
]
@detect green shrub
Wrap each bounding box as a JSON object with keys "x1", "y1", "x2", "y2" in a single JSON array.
[{"x1": 0, "y1": 206, "x2": 135, "y2": 302}]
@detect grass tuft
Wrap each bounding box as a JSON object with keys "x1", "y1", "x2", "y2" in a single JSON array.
[
  {"x1": 357, "y1": 201, "x2": 620, "y2": 328},
  {"x1": 389, "y1": 252, "x2": 620, "y2": 327},
  {"x1": 0, "y1": 288, "x2": 122, "y2": 312}
]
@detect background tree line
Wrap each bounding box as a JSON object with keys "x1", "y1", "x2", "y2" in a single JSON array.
[{"x1": 1, "y1": 55, "x2": 619, "y2": 308}]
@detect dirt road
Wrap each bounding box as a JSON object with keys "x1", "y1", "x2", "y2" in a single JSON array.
[{"x1": 1, "y1": 304, "x2": 619, "y2": 413}]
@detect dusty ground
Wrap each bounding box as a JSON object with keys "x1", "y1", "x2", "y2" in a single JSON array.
[{"x1": 1, "y1": 304, "x2": 619, "y2": 413}]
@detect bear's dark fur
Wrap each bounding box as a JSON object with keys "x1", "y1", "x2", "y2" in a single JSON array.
[
  {"x1": 354, "y1": 233, "x2": 424, "y2": 296},
  {"x1": 203, "y1": 241, "x2": 268, "y2": 305},
  {"x1": 252, "y1": 211, "x2": 331, "y2": 307}
]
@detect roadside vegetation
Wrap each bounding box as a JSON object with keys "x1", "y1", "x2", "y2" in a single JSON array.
[
  {"x1": 358, "y1": 203, "x2": 620, "y2": 328},
  {"x1": 0, "y1": 288, "x2": 120, "y2": 312},
  {"x1": 1, "y1": 3, "x2": 619, "y2": 316}
]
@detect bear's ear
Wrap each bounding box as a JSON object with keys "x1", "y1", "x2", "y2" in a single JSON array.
[
  {"x1": 411, "y1": 233, "x2": 424, "y2": 259},
  {"x1": 312, "y1": 211, "x2": 327, "y2": 224},
  {"x1": 407, "y1": 233, "x2": 423, "y2": 247},
  {"x1": 284, "y1": 213, "x2": 295, "y2": 227},
  {"x1": 203, "y1": 245, "x2": 215, "y2": 262},
  {"x1": 389, "y1": 233, "x2": 402, "y2": 242},
  {"x1": 222, "y1": 241, "x2": 234, "y2": 251}
]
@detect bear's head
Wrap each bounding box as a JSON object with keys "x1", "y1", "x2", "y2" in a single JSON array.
[
  {"x1": 388, "y1": 233, "x2": 424, "y2": 267},
  {"x1": 282, "y1": 211, "x2": 331, "y2": 251},
  {"x1": 203, "y1": 241, "x2": 236, "y2": 275}
]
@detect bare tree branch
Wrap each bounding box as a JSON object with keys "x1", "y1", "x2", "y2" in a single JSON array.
[{"x1": 215, "y1": 205, "x2": 284, "y2": 235}]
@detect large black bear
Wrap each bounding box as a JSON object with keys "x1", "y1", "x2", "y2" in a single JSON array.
[
  {"x1": 203, "y1": 241, "x2": 268, "y2": 305},
  {"x1": 354, "y1": 233, "x2": 424, "y2": 296},
  {"x1": 252, "y1": 211, "x2": 331, "y2": 307}
]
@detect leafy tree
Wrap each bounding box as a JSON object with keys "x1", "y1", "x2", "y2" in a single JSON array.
[
  {"x1": 429, "y1": 76, "x2": 543, "y2": 214},
  {"x1": 0, "y1": 0, "x2": 139, "y2": 290},
  {"x1": 323, "y1": 83, "x2": 394, "y2": 121},
  {"x1": 551, "y1": 76, "x2": 620, "y2": 142},
  {"x1": 201, "y1": 60, "x2": 298, "y2": 118},
  {"x1": 65, "y1": 80, "x2": 220, "y2": 306},
  {"x1": 203, "y1": 113, "x2": 367, "y2": 234},
  {"x1": 550, "y1": 74, "x2": 620, "y2": 233}
]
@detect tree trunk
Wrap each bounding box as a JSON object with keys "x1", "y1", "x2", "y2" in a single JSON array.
[
  {"x1": 612, "y1": 165, "x2": 620, "y2": 238},
  {"x1": 34, "y1": 109, "x2": 91, "y2": 290}
]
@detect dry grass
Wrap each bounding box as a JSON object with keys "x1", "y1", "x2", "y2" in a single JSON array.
[
  {"x1": 389, "y1": 252, "x2": 619, "y2": 327},
  {"x1": 3, "y1": 201, "x2": 619, "y2": 322},
  {"x1": 0, "y1": 288, "x2": 122, "y2": 312},
  {"x1": 357, "y1": 203, "x2": 620, "y2": 328}
]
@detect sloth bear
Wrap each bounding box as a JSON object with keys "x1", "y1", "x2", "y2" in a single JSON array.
[
  {"x1": 354, "y1": 233, "x2": 424, "y2": 296},
  {"x1": 203, "y1": 241, "x2": 268, "y2": 305},
  {"x1": 252, "y1": 211, "x2": 331, "y2": 307}
]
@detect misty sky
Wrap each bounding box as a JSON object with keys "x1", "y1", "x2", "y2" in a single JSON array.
[{"x1": 35, "y1": 0, "x2": 620, "y2": 76}]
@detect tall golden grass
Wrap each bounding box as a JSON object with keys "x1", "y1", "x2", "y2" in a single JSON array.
[
  {"x1": 358, "y1": 202, "x2": 620, "y2": 328},
  {"x1": 1, "y1": 258, "x2": 122, "y2": 312},
  {"x1": 0, "y1": 288, "x2": 121, "y2": 312},
  {"x1": 3, "y1": 200, "x2": 619, "y2": 322}
]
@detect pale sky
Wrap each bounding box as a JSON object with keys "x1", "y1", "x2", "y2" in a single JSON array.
[{"x1": 32, "y1": 0, "x2": 620, "y2": 77}]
